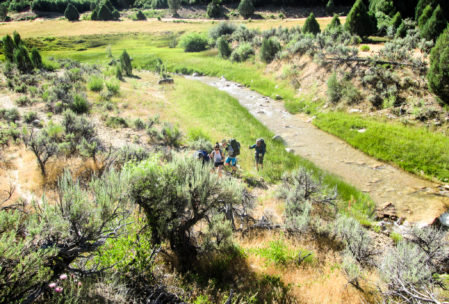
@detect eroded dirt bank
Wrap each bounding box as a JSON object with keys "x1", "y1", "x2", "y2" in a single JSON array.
[{"x1": 188, "y1": 75, "x2": 449, "y2": 224}]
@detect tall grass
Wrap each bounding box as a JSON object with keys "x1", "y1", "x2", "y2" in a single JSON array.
[{"x1": 314, "y1": 112, "x2": 449, "y2": 182}]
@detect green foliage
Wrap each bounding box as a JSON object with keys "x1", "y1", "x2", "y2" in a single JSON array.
[
  {"x1": 24, "y1": 111, "x2": 38, "y2": 123},
  {"x1": 64, "y1": 3, "x2": 80, "y2": 21},
  {"x1": 16, "y1": 95, "x2": 31, "y2": 106},
  {"x1": 217, "y1": 36, "x2": 232, "y2": 58},
  {"x1": 418, "y1": 4, "x2": 433, "y2": 28},
  {"x1": 238, "y1": 0, "x2": 254, "y2": 19},
  {"x1": 415, "y1": 0, "x2": 435, "y2": 20},
  {"x1": 327, "y1": 71, "x2": 342, "y2": 103},
  {"x1": 420, "y1": 5, "x2": 447, "y2": 40},
  {"x1": 92, "y1": 0, "x2": 119, "y2": 20},
  {"x1": 31, "y1": 0, "x2": 95, "y2": 14},
  {"x1": 150, "y1": 122, "x2": 183, "y2": 147},
  {"x1": 360, "y1": 45, "x2": 370, "y2": 51},
  {"x1": 2, "y1": 35, "x2": 15, "y2": 62},
  {"x1": 178, "y1": 32, "x2": 209, "y2": 52},
  {"x1": 70, "y1": 94, "x2": 90, "y2": 114},
  {"x1": 253, "y1": 239, "x2": 310, "y2": 266},
  {"x1": 325, "y1": 0, "x2": 335, "y2": 15},
  {"x1": 0, "y1": 4, "x2": 8, "y2": 21},
  {"x1": 105, "y1": 78, "x2": 120, "y2": 95},
  {"x1": 326, "y1": 14, "x2": 341, "y2": 31},
  {"x1": 391, "y1": 11, "x2": 402, "y2": 30},
  {"x1": 187, "y1": 127, "x2": 211, "y2": 142},
  {"x1": 302, "y1": 12, "x2": 321, "y2": 35},
  {"x1": 136, "y1": 10, "x2": 146, "y2": 20},
  {"x1": 390, "y1": 232, "x2": 403, "y2": 244},
  {"x1": 13, "y1": 31, "x2": 21, "y2": 46},
  {"x1": 209, "y1": 22, "x2": 237, "y2": 41},
  {"x1": 207, "y1": 0, "x2": 220, "y2": 18},
  {"x1": 106, "y1": 115, "x2": 128, "y2": 128},
  {"x1": 22, "y1": 128, "x2": 59, "y2": 177},
  {"x1": 87, "y1": 75, "x2": 104, "y2": 91},
  {"x1": 230, "y1": 42, "x2": 254, "y2": 62},
  {"x1": 30, "y1": 47, "x2": 43, "y2": 69},
  {"x1": 0, "y1": 108, "x2": 20, "y2": 122},
  {"x1": 128, "y1": 155, "x2": 249, "y2": 265},
  {"x1": 260, "y1": 37, "x2": 281, "y2": 63},
  {"x1": 13, "y1": 46, "x2": 34, "y2": 73},
  {"x1": 167, "y1": 0, "x2": 180, "y2": 16},
  {"x1": 345, "y1": 0, "x2": 377, "y2": 38},
  {"x1": 428, "y1": 26, "x2": 449, "y2": 105}
]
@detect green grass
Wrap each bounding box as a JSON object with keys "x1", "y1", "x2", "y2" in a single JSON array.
[
  {"x1": 168, "y1": 78, "x2": 374, "y2": 218},
  {"x1": 314, "y1": 112, "x2": 449, "y2": 182}
]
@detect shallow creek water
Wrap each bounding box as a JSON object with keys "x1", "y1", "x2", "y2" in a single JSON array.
[{"x1": 186, "y1": 75, "x2": 449, "y2": 225}]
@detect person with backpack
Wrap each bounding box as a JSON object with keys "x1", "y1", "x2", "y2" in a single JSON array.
[
  {"x1": 196, "y1": 149, "x2": 210, "y2": 166},
  {"x1": 249, "y1": 138, "x2": 266, "y2": 171},
  {"x1": 209, "y1": 143, "x2": 224, "y2": 177},
  {"x1": 222, "y1": 138, "x2": 240, "y2": 175}
]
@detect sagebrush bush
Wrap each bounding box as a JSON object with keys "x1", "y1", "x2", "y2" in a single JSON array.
[
  {"x1": 87, "y1": 75, "x2": 104, "y2": 91},
  {"x1": 209, "y1": 22, "x2": 237, "y2": 41},
  {"x1": 178, "y1": 32, "x2": 209, "y2": 52},
  {"x1": 217, "y1": 36, "x2": 232, "y2": 58},
  {"x1": 260, "y1": 37, "x2": 281, "y2": 63},
  {"x1": 70, "y1": 94, "x2": 90, "y2": 114},
  {"x1": 105, "y1": 78, "x2": 120, "y2": 95},
  {"x1": 230, "y1": 42, "x2": 254, "y2": 62},
  {"x1": 189, "y1": 137, "x2": 213, "y2": 152},
  {"x1": 327, "y1": 72, "x2": 342, "y2": 103},
  {"x1": 24, "y1": 111, "x2": 38, "y2": 123},
  {"x1": 16, "y1": 95, "x2": 31, "y2": 106}
]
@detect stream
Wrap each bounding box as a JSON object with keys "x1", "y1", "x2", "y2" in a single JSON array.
[{"x1": 186, "y1": 75, "x2": 449, "y2": 225}]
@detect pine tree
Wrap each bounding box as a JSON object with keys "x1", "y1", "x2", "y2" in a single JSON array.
[
  {"x1": 136, "y1": 10, "x2": 146, "y2": 20},
  {"x1": 30, "y1": 47, "x2": 42, "y2": 69},
  {"x1": 120, "y1": 50, "x2": 132, "y2": 76},
  {"x1": 421, "y1": 5, "x2": 447, "y2": 40},
  {"x1": 391, "y1": 11, "x2": 402, "y2": 30},
  {"x1": 13, "y1": 31, "x2": 21, "y2": 47},
  {"x1": 415, "y1": 0, "x2": 435, "y2": 20},
  {"x1": 326, "y1": 14, "x2": 342, "y2": 31},
  {"x1": 325, "y1": 0, "x2": 335, "y2": 15},
  {"x1": 2, "y1": 34, "x2": 15, "y2": 62},
  {"x1": 0, "y1": 3, "x2": 8, "y2": 21},
  {"x1": 238, "y1": 0, "x2": 254, "y2": 19},
  {"x1": 217, "y1": 36, "x2": 231, "y2": 58},
  {"x1": 207, "y1": 0, "x2": 220, "y2": 18},
  {"x1": 167, "y1": 0, "x2": 180, "y2": 17},
  {"x1": 345, "y1": 0, "x2": 376, "y2": 38},
  {"x1": 14, "y1": 46, "x2": 33, "y2": 73},
  {"x1": 64, "y1": 3, "x2": 80, "y2": 21},
  {"x1": 302, "y1": 12, "x2": 321, "y2": 35},
  {"x1": 418, "y1": 4, "x2": 433, "y2": 28},
  {"x1": 428, "y1": 25, "x2": 449, "y2": 104}
]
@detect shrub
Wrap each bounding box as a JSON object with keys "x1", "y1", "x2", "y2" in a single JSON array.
[
  {"x1": 390, "y1": 11, "x2": 402, "y2": 30},
  {"x1": 128, "y1": 155, "x2": 248, "y2": 265},
  {"x1": 260, "y1": 37, "x2": 281, "y2": 63},
  {"x1": 238, "y1": 0, "x2": 254, "y2": 19},
  {"x1": 428, "y1": 26, "x2": 449, "y2": 104},
  {"x1": 420, "y1": 5, "x2": 447, "y2": 41},
  {"x1": 3, "y1": 108, "x2": 20, "y2": 122},
  {"x1": 106, "y1": 116, "x2": 128, "y2": 128},
  {"x1": 16, "y1": 95, "x2": 31, "y2": 106},
  {"x1": 230, "y1": 42, "x2": 254, "y2": 62},
  {"x1": 70, "y1": 94, "x2": 90, "y2": 114},
  {"x1": 158, "y1": 122, "x2": 182, "y2": 148},
  {"x1": 136, "y1": 10, "x2": 146, "y2": 20},
  {"x1": 178, "y1": 32, "x2": 208, "y2": 52},
  {"x1": 22, "y1": 128, "x2": 59, "y2": 177},
  {"x1": 0, "y1": 3, "x2": 8, "y2": 21},
  {"x1": 88, "y1": 75, "x2": 104, "y2": 91},
  {"x1": 14, "y1": 46, "x2": 34, "y2": 73},
  {"x1": 327, "y1": 72, "x2": 343, "y2": 103},
  {"x1": 105, "y1": 78, "x2": 120, "y2": 95},
  {"x1": 207, "y1": 0, "x2": 220, "y2": 18},
  {"x1": 133, "y1": 118, "x2": 145, "y2": 130},
  {"x1": 24, "y1": 111, "x2": 38, "y2": 123},
  {"x1": 360, "y1": 45, "x2": 370, "y2": 51},
  {"x1": 231, "y1": 25, "x2": 256, "y2": 42},
  {"x1": 189, "y1": 138, "x2": 213, "y2": 152},
  {"x1": 217, "y1": 36, "x2": 231, "y2": 58},
  {"x1": 120, "y1": 49, "x2": 132, "y2": 76},
  {"x1": 303, "y1": 13, "x2": 321, "y2": 35},
  {"x1": 345, "y1": 0, "x2": 377, "y2": 38},
  {"x1": 418, "y1": 4, "x2": 432, "y2": 28},
  {"x1": 30, "y1": 47, "x2": 43, "y2": 69},
  {"x1": 2, "y1": 35, "x2": 15, "y2": 62},
  {"x1": 64, "y1": 3, "x2": 80, "y2": 21},
  {"x1": 209, "y1": 22, "x2": 237, "y2": 41},
  {"x1": 92, "y1": 0, "x2": 119, "y2": 21}
]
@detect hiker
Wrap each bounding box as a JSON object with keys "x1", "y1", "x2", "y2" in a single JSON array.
[
  {"x1": 222, "y1": 138, "x2": 240, "y2": 175},
  {"x1": 249, "y1": 138, "x2": 266, "y2": 171},
  {"x1": 210, "y1": 143, "x2": 224, "y2": 178},
  {"x1": 196, "y1": 149, "x2": 210, "y2": 166}
]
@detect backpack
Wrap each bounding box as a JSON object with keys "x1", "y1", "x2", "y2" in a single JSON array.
[
  {"x1": 257, "y1": 138, "x2": 266, "y2": 152},
  {"x1": 229, "y1": 139, "x2": 240, "y2": 156},
  {"x1": 197, "y1": 150, "x2": 210, "y2": 163}
]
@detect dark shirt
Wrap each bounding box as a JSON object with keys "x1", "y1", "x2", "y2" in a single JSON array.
[{"x1": 249, "y1": 144, "x2": 266, "y2": 155}]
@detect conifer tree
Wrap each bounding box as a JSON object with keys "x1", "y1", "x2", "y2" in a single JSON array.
[
  {"x1": 120, "y1": 49, "x2": 132, "y2": 76},
  {"x1": 428, "y1": 25, "x2": 449, "y2": 104},
  {"x1": 217, "y1": 36, "x2": 231, "y2": 58},
  {"x1": 302, "y1": 12, "x2": 321, "y2": 35},
  {"x1": 326, "y1": 14, "x2": 341, "y2": 31},
  {"x1": 415, "y1": 0, "x2": 435, "y2": 20},
  {"x1": 64, "y1": 3, "x2": 80, "y2": 21},
  {"x1": 238, "y1": 0, "x2": 254, "y2": 19},
  {"x1": 2, "y1": 34, "x2": 15, "y2": 62},
  {"x1": 30, "y1": 47, "x2": 42, "y2": 69},
  {"x1": 207, "y1": 0, "x2": 220, "y2": 18},
  {"x1": 391, "y1": 11, "x2": 402, "y2": 30},
  {"x1": 325, "y1": 0, "x2": 335, "y2": 15},
  {"x1": 418, "y1": 4, "x2": 433, "y2": 28},
  {"x1": 421, "y1": 5, "x2": 447, "y2": 41},
  {"x1": 168, "y1": 0, "x2": 180, "y2": 16},
  {"x1": 345, "y1": 0, "x2": 376, "y2": 38}
]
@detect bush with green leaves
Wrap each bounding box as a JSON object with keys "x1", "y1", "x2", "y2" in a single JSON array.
[
  {"x1": 230, "y1": 42, "x2": 254, "y2": 62},
  {"x1": 327, "y1": 72, "x2": 343, "y2": 103},
  {"x1": 238, "y1": 0, "x2": 254, "y2": 19},
  {"x1": 428, "y1": 26, "x2": 449, "y2": 104},
  {"x1": 418, "y1": 4, "x2": 433, "y2": 29},
  {"x1": 188, "y1": 137, "x2": 213, "y2": 152},
  {"x1": 0, "y1": 169, "x2": 132, "y2": 303},
  {"x1": 70, "y1": 94, "x2": 90, "y2": 114},
  {"x1": 178, "y1": 32, "x2": 209, "y2": 52},
  {"x1": 105, "y1": 78, "x2": 120, "y2": 95},
  {"x1": 129, "y1": 155, "x2": 249, "y2": 265},
  {"x1": 0, "y1": 3, "x2": 8, "y2": 21},
  {"x1": 207, "y1": 0, "x2": 220, "y2": 18},
  {"x1": 260, "y1": 37, "x2": 281, "y2": 63},
  {"x1": 30, "y1": 47, "x2": 43, "y2": 69},
  {"x1": 136, "y1": 10, "x2": 146, "y2": 20},
  {"x1": 345, "y1": 0, "x2": 377, "y2": 38},
  {"x1": 167, "y1": 0, "x2": 180, "y2": 16},
  {"x1": 303, "y1": 13, "x2": 321, "y2": 35},
  {"x1": 0, "y1": 108, "x2": 20, "y2": 123},
  {"x1": 231, "y1": 25, "x2": 256, "y2": 42},
  {"x1": 24, "y1": 111, "x2": 38, "y2": 123},
  {"x1": 87, "y1": 75, "x2": 104, "y2": 91},
  {"x1": 209, "y1": 22, "x2": 237, "y2": 41},
  {"x1": 151, "y1": 122, "x2": 183, "y2": 148},
  {"x1": 64, "y1": 3, "x2": 80, "y2": 21},
  {"x1": 326, "y1": 14, "x2": 341, "y2": 32},
  {"x1": 217, "y1": 36, "x2": 232, "y2": 58},
  {"x1": 91, "y1": 0, "x2": 119, "y2": 21},
  {"x1": 16, "y1": 95, "x2": 31, "y2": 106},
  {"x1": 120, "y1": 49, "x2": 133, "y2": 76}
]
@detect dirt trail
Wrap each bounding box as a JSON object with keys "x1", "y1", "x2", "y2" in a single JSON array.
[{"x1": 187, "y1": 75, "x2": 449, "y2": 225}]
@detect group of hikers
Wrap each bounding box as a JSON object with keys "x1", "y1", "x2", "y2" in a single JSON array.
[{"x1": 197, "y1": 138, "x2": 266, "y2": 177}]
